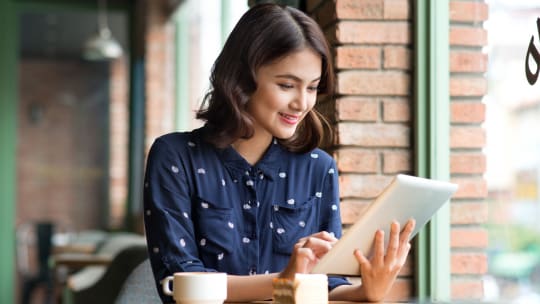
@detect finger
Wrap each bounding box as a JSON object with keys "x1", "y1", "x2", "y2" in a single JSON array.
[
  {"x1": 385, "y1": 221, "x2": 400, "y2": 264},
  {"x1": 316, "y1": 231, "x2": 338, "y2": 242},
  {"x1": 395, "y1": 220, "x2": 415, "y2": 262},
  {"x1": 303, "y1": 237, "x2": 333, "y2": 258},
  {"x1": 400, "y1": 219, "x2": 415, "y2": 240},
  {"x1": 295, "y1": 247, "x2": 317, "y2": 273},
  {"x1": 373, "y1": 229, "x2": 385, "y2": 265},
  {"x1": 397, "y1": 242, "x2": 412, "y2": 266},
  {"x1": 397, "y1": 219, "x2": 415, "y2": 252},
  {"x1": 354, "y1": 249, "x2": 371, "y2": 273},
  {"x1": 299, "y1": 231, "x2": 338, "y2": 244}
]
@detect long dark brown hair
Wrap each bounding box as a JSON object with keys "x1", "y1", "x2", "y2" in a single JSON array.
[{"x1": 196, "y1": 3, "x2": 334, "y2": 153}]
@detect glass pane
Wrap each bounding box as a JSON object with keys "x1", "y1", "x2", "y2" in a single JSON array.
[
  {"x1": 15, "y1": 5, "x2": 129, "y2": 301},
  {"x1": 484, "y1": 1, "x2": 540, "y2": 302}
]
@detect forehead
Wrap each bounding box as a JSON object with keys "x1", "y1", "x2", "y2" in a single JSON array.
[{"x1": 257, "y1": 48, "x2": 322, "y2": 81}]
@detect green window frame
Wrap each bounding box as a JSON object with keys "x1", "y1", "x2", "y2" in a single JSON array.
[
  {"x1": 414, "y1": 0, "x2": 451, "y2": 302},
  {"x1": 0, "y1": 0, "x2": 18, "y2": 302}
]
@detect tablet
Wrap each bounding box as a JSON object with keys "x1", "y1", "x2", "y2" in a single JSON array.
[{"x1": 311, "y1": 174, "x2": 458, "y2": 276}]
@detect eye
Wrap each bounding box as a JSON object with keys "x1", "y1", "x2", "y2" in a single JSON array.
[
  {"x1": 307, "y1": 85, "x2": 319, "y2": 92},
  {"x1": 278, "y1": 83, "x2": 294, "y2": 89}
]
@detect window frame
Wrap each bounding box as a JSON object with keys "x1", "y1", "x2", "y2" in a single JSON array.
[{"x1": 414, "y1": 0, "x2": 451, "y2": 301}]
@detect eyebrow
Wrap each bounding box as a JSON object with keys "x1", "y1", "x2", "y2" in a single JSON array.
[{"x1": 274, "y1": 74, "x2": 321, "y2": 83}]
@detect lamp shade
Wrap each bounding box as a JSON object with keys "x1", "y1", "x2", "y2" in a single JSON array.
[{"x1": 83, "y1": 27, "x2": 123, "y2": 61}]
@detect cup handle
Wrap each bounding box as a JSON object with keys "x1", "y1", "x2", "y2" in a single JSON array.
[{"x1": 162, "y1": 276, "x2": 174, "y2": 296}]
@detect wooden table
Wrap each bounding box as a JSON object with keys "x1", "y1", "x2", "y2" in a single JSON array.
[{"x1": 53, "y1": 252, "x2": 112, "y2": 268}]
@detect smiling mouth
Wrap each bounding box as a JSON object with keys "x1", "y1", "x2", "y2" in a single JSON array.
[{"x1": 279, "y1": 112, "x2": 300, "y2": 125}]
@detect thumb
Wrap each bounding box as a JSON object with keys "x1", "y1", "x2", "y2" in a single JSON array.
[{"x1": 354, "y1": 249, "x2": 371, "y2": 272}]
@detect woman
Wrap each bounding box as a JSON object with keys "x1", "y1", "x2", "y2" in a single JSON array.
[{"x1": 143, "y1": 3, "x2": 414, "y2": 303}]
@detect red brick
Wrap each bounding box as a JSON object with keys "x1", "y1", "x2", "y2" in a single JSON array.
[
  {"x1": 450, "y1": 51, "x2": 488, "y2": 73},
  {"x1": 450, "y1": 27, "x2": 488, "y2": 47},
  {"x1": 336, "y1": 148, "x2": 379, "y2": 173},
  {"x1": 384, "y1": 46, "x2": 411, "y2": 70},
  {"x1": 383, "y1": 0, "x2": 410, "y2": 20},
  {"x1": 450, "y1": 77, "x2": 487, "y2": 97},
  {"x1": 336, "y1": 0, "x2": 383, "y2": 19},
  {"x1": 451, "y1": 228, "x2": 489, "y2": 248},
  {"x1": 451, "y1": 101, "x2": 485, "y2": 123},
  {"x1": 450, "y1": 153, "x2": 486, "y2": 174},
  {"x1": 450, "y1": 126, "x2": 485, "y2": 148},
  {"x1": 451, "y1": 278, "x2": 484, "y2": 300},
  {"x1": 451, "y1": 201, "x2": 488, "y2": 225},
  {"x1": 335, "y1": 46, "x2": 381, "y2": 69},
  {"x1": 338, "y1": 122, "x2": 410, "y2": 147},
  {"x1": 336, "y1": 97, "x2": 379, "y2": 121},
  {"x1": 451, "y1": 177, "x2": 488, "y2": 199},
  {"x1": 383, "y1": 150, "x2": 411, "y2": 174},
  {"x1": 382, "y1": 98, "x2": 410, "y2": 122},
  {"x1": 335, "y1": 21, "x2": 410, "y2": 44},
  {"x1": 451, "y1": 252, "x2": 488, "y2": 274},
  {"x1": 340, "y1": 199, "x2": 371, "y2": 224},
  {"x1": 339, "y1": 174, "x2": 393, "y2": 198},
  {"x1": 337, "y1": 71, "x2": 410, "y2": 95},
  {"x1": 450, "y1": 1, "x2": 488, "y2": 23}
]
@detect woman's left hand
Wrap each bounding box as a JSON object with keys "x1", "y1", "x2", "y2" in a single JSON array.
[{"x1": 353, "y1": 219, "x2": 416, "y2": 302}]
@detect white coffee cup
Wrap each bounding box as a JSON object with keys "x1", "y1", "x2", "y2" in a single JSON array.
[{"x1": 161, "y1": 272, "x2": 227, "y2": 304}]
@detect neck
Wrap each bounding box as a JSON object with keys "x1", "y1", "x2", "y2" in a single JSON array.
[{"x1": 231, "y1": 134, "x2": 273, "y2": 166}]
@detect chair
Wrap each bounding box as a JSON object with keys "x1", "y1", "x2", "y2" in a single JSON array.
[
  {"x1": 115, "y1": 259, "x2": 160, "y2": 304},
  {"x1": 17, "y1": 222, "x2": 54, "y2": 304},
  {"x1": 62, "y1": 233, "x2": 148, "y2": 304}
]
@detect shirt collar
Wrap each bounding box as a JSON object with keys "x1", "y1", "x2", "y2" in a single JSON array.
[{"x1": 218, "y1": 139, "x2": 283, "y2": 181}]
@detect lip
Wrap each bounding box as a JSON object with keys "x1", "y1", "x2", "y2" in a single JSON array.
[{"x1": 279, "y1": 112, "x2": 300, "y2": 125}]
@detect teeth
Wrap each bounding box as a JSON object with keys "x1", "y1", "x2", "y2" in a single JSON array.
[{"x1": 281, "y1": 113, "x2": 297, "y2": 120}]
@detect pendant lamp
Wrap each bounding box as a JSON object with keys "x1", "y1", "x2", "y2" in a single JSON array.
[{"x1": 83, "y1": 0, "x2": 123, "y2": 61}]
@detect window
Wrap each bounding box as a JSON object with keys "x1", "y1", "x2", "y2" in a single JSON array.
[{"x1": 484, "y1": 1, "x2": 540, "y2": 302}]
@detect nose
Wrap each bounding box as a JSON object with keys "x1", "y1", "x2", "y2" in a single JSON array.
[{"x1": 290, "y1": 90, "x2": 310, "y2": 112}]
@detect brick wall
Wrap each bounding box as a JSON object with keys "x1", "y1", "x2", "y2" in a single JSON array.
[
  {"x1": 109, "y1": 58, "x2": 129, "y2": 228},
  {"x1": 309, "y1": 0, "x2": 488, "y2": 301},
  {"x1": 449, "y1": 0, "x2": 488, "y2": 300},
  {"x1": 144, "y1": 0, "x2": 176, "y2": 152},
  {"x1": 308, "y1": 0, "x2": 413, "y2": 300},
  {"x1": 16, "y1": 60, "x2": 110, "y2": 231}
]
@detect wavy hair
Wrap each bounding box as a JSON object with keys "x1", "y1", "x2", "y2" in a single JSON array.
[{"x1": 196, "y1": 3, "x2": 334, "y2": 153}]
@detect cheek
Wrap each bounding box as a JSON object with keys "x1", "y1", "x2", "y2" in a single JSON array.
[{"x1": 307, "y1": 96, "x2": 317, "y2": 109}]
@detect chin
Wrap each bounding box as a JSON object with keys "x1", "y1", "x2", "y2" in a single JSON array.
[{"x1": 273, "y1": 130, "x2": 297, "y2": 140}]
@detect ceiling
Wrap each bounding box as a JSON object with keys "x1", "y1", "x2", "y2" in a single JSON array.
[{"x1": 20, "y1": 8, "x2": 128, "y2": 59}]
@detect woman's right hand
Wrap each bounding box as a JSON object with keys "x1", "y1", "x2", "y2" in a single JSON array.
[{"x1": 279, "y1": 231, "x2": 338, "y2": 279}]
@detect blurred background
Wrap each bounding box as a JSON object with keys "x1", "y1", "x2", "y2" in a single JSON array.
[
  {"x1": 483, "y1": 0, "x2": 540, "y2": 302},
  {"x1": 3, "y1": 0, "x2": 249, "y2": 303}
]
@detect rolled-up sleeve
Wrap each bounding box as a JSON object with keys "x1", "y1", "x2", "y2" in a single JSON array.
[{"x1": 143, "y1": 138, "x2": 217, "y2": 302}]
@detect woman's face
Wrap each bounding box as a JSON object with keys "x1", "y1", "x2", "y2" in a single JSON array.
[{"x1": 247, "y1": 48, "x2": 322, "y2": 142}]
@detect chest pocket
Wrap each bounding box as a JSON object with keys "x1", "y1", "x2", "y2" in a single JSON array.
[
  {"x1": 271, "y1": 197, "x2": 318, "y2": 254},
  {"x1": 193, "y1": 197, "x2": 236, "y2": 257}
]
